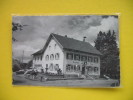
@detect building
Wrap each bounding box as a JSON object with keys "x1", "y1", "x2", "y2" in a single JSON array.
[{"x1": 32, "y1": 33, "x2": 102, "y2": 78}]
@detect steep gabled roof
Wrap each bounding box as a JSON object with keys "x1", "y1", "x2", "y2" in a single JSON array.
[
  {"x1": 32, "y1": 33, "x2": 102, "y2": 56},
  {"x1": 52, "y1": 34, "x2": 102, "y2": 55}
]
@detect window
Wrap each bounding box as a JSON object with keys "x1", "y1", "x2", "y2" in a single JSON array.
[
  {"x1": 81, "y1": 56, "x2": 87, "y2": 61},
  {"x1": 66, "y1": 64, "x2": 71, "y2": 71},
  {"x1": 35, "y1": 57, "x2": 39, "y2": 61},
  {"x1": 75, "y1": 65, "x2": 78, "y2": 71},
  {"x1": 89, "y1": 67, "x2": 92, "y2": 71},
  {"x1": 54, "y1": 44, "x2": 57, "y2": 49},
  {"x1": 46, "y1": 64, "x2": 48, "y2": 68},
  {"x1": 74, "y1": 54, "x2": 80, "y2": 61},
  {"x1": 70, "y1": 65, "x2": 73, "y2": 71},
  {"x1": 40, "y1": 56, "x2": 42, "y2": 60},
  {"x1": 94, "y1": 57, "x2": 98, "y2": 63},
  {"x1": 97, "y1": 58, "x2": 99, "y2": 63},
  {"x1": 66, "y1": 65, "x2": 68, "y2": 71},
  {"x1": 55, "y1": 53, "x2": 59, "y2": 60},
  {"x1": 74, "y1": 65, "x2": 76, "y2": 71},
  {"x1": 77, "y1": 65, "x2": 80, "y2": 71},
  {"x1": 49, "y1": 63, "x2": 53, "y2": 71},
  {"x1": 54, "y1": 64, "x2": 59, "y2": 70},
  {"x1": 74, "y1": 65, "x2": 80, "y2": 71},
  {"x1": 66, "y1": 53, "x2": 73, "y2": 60},
  {"x1": 88, "y1": 56, "x2": 94, "y2": 62},
  {"x1": 93, "y1": 57, "x2": 95, "y2": 62},
  {"x1": 87, "y1": 66, "x2": 92, "y2": 72},
  {"x1": 88, "y1": 56, "x2": 91, "y2": 62},
  {"x1": 49, "y1": 46, "x2": 51, "y2": 50},
  {"x1": 68, "y1": 65, "x2": 71, "y2": 71},
  {"x1": 45, "y1": 64, "x2": 48, "y2": 72},
  {"x1": 66, "y1": 64, "x2": 78, "y2": 71},
  {"x1": 45, "y1": 55, "x2": 49, "y2": 61},
  {"x1": 94, "y1": 67, "x2": 98, "y2": 73},
  {"x1": 34, "y1": 57, "x2": 36, "y2": 61},
  {"x1": 91, "y1": 57, "x2": 93, "y2": 62},
  {"x1": 50, "y1": 54, "x2": 54, "y2": 60}
]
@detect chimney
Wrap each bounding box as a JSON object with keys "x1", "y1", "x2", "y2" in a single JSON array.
[
  {"x1": 83, "y1": 36, "x2": 86, "y2": 42},
  {"x1": 65, "y1": 35, "x2": 67, "y2": 37}
]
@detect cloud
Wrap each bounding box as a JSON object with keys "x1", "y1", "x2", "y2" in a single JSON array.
[
  {"x1": 73, "y1": 16, "x2": 119, "y2": 45},
  {"x1": 13, "y1": 43, "x2": 39, "y2": 62},
  {"x1": 98, "y1": 16, "x2": 118, "y2": 33},
  {"x1": 12, "y1": 15, "x2": 118, "y2": 62}
]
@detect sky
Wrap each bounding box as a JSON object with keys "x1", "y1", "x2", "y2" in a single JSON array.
[{"x1": 12, "y1": 15, "x2": 119, "y2": 63}]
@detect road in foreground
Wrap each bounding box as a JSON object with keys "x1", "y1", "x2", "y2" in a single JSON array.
[{"x1": 13, "y1": 74, "x2": 119, "y2": 87}]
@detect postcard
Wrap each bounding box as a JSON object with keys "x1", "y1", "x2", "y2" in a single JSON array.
[{"x1": 12, "y1": 15, "x2": 120, "y2": 87}]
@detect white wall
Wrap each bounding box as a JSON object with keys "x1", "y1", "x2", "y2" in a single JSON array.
[
  {"x1": 32, "y1": 55, "x2": 43, "y2": 72},
  {"x1": 42, "y1": 38, "x2": 64, "y2": 74},
  {"x1": 32, "y1": 37, "x2": 100, "y2": 76}
]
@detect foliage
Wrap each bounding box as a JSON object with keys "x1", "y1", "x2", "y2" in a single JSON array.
[
  {"x1": 27, "y1": 60, "x2": 33, "y2": 69},
  {"x1": 94, "y1": 30, "x2": 120, "y2": 79},
  {"x1": 12, "y1": 22, "x2": 29, "y2": 71},
  {"x1": 12, "y1": 59, "x2": 33, "y2": 72},
  {"x1": 12, "y1": 22, "x2": 28, "y2": 41},
  {"x1": 12, "y1": 59, "x2": 22, "y2": 72}
]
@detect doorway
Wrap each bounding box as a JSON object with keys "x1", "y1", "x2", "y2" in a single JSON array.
[{"x1": 82, "y1": 66, "x2": 85, "y2": 74}]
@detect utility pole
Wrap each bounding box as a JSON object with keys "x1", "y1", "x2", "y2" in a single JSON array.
[{"x1": 22, "y1": 50, "x2": 24, "y2": 63}]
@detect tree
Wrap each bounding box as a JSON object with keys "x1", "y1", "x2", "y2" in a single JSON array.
[
  {"x1": 12, "y1": 22, "x2": 28, "y2": 41},
  {"x1": 12, "y1": 59, "x2": 22, "y2": 72},
  {"x1": 94, "y1": 31, "x2": 105, "y2": 52},
  {"x1": 27, "y1": 60, "x2": 33, "y2": 69},
  {"x1": 94, "y1": 30, "x2": 119, "y2": 79},
  {"x1": 12, "y1": 22, "x2": 28, "y2": 71}
]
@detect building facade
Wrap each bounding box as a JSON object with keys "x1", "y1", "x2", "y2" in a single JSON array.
[{"x1": 32, "y1": 33, "x2": 102, "y2": 78}]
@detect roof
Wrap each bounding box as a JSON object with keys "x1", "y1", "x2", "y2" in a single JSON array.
[
  {"x1": 32, "y1": 33, "x2": 102, "y2": 56},
  {"x1": 32, "y1": 49, "x2": 43, "y2": 55},
  {"x1": 52, "y1": 34, "x2": 102, "y2": 55}
]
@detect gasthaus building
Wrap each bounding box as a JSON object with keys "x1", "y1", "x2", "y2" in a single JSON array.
[{"x1": 32, "y1": 33, "x2": 102, "y2": 78}]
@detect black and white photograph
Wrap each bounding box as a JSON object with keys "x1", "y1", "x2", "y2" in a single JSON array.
[{"x1": 12, "y1": 15, "x2": 120, "y2": 87}]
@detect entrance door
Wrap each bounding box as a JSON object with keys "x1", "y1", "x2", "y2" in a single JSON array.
[{"x1": 82, "y1": 66, "x2": 85, "y2": 74}]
